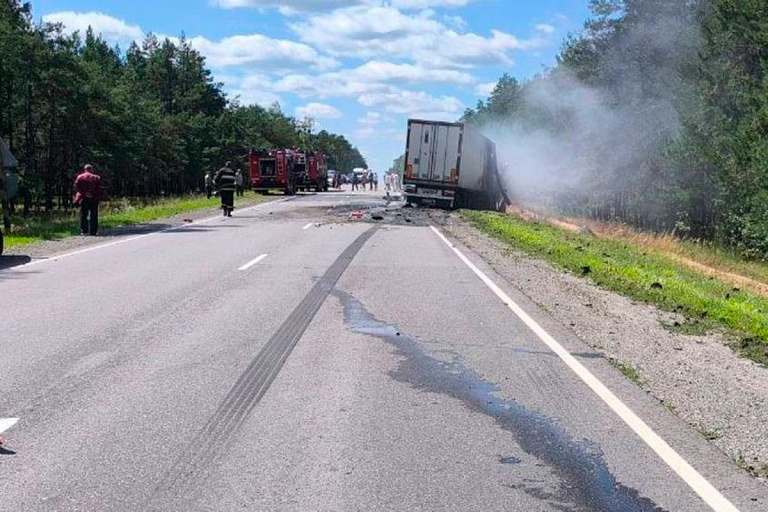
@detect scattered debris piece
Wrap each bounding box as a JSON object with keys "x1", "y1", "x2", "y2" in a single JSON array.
[
  {"x1": 183, "y1": 218, "x2": 193, "y2": 223},
  {"x1": 371, "y1": 215, "x2": 384, "y2": 221},
  {"x1": 349, "y1": 211, "x2": 364, "y2": 220}
]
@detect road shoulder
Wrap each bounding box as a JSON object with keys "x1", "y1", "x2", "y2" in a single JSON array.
[
  {"x1": 440, "y1": 212, "x2": 768, "y2": 483},
  {"x1": 2, "y1": 195, "x2": 280, "y2": 261}
]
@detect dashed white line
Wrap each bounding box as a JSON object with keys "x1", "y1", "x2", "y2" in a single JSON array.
[
  {"x1": 429, "y1": 225, "x2": 740, "y2": 512},
  {"x1": 302, "y1": 223, "x2": 314, "y2": 230},
  {"x1": 12, "y1": 199, "x2": 288, "y2": 270},
  {"x1": 0, "y1": 418, "x2": 19, "y2": 435},
  {"x1": 238, "y1": 254, "x2": 268, "y2": 271}
]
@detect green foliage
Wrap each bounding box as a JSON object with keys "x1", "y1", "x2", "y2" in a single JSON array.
[
  {"x1": 463, "y1": 0, "x2": 768, "y2": 259},
  {"x1": 0, "y1": 0, "x2": 364, "y2": 213},
  {"x1": 463, "y1": 210, "x2": 768, "y2": 365}
]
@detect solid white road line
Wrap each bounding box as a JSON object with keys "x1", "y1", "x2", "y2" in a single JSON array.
[
  {"x1": 429, "y1": 226, "x2": 740, "y2": 512},
  {"x1": 303, "y1": 223, "x2": 314, "y2": 230},
  {"x1": 238, "y1": 254, "x2": 268, "y2": 272},
  {"x1": 13, "y1": 199, "x2": 287, "y2": 270},
  {"x1": 0, "y1": 418, "x2": 19, "y2": 435}
]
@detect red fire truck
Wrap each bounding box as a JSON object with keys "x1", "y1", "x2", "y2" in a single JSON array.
[
  {"x1": 249, "y1": 149, "x2": 295, "y2": 195},
  {"x1": 306, "y1": 152, "x2": 328, "y2": 192},
  {"x1": 249, "y1": 148, "x2": 329, "y2": 194}
]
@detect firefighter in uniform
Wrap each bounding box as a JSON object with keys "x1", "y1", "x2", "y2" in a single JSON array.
[{"x1": 215, "y1": 161, "x2": 237, "y2": 217}]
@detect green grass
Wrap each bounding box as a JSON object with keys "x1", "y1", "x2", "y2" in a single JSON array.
[
  {"x1": 610, "y1": 359, "x2": 646, "y2": 386},
  {"x1": 462, "y1": 211, "x2": 768, "y2": 366},
  {"x1": 4, "y1": 192, "x2": 274, "y2": 249}
]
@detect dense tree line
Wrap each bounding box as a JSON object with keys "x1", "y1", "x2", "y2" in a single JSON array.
[
  {"x1": 0, "y1": 0, "x2": 365, "y2": 214},
  {"x1": 463, "y1": 0, "x2": 768, "y2": 258}
]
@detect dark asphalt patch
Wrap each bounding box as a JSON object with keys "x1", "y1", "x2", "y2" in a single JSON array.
[
  {"x1": 154, "y1": 226, "x2": 379, "y2": 506},
  {"x1": 335, "y1": 290, "x2": 668, "y2": 512}
]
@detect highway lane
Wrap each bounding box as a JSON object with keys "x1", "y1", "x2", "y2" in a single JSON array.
[{"x1": 0, "y1": 193, "x2": 765, "y2": 511}]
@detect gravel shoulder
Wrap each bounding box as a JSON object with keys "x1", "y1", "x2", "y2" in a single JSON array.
[
  {"x1": 3, "y1": 195, "x2": 278, "y2": 261},
  {"x1": 438, "y1": 211, "x2": 768, "y2": 481}
]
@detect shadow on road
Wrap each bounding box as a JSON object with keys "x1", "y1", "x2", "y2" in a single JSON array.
[{"x1": 0, "y1": 255, "x2": 32, "y2": 271}]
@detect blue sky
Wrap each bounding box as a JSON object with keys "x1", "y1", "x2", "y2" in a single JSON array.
[{"x1": 34, "y1": 0, "x2": 592, "y2": 170}]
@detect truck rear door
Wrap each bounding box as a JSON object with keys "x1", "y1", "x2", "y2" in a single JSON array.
[{"x1": 407, "y1": 121, "x2": 462, "y2": 185}]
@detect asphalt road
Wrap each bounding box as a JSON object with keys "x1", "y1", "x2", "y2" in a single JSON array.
[{"x1": 0, "y1": 192, "x2": 765, "y2": 512}]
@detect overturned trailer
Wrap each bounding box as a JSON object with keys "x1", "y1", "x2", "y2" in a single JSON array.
[{"x1": 403, "y1": 119, "x2": 509, "y2": 211}]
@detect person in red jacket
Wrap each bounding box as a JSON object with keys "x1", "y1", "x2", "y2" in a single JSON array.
[{"x1": 73, "y1": 164, "x2": 105, "y2": 236}]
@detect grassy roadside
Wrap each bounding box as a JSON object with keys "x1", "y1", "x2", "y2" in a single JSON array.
[
  {"x1": 563, "y1": 217, "x2": 768, "y2": 293},
  {"x1": 462, "y1": 210, "x2": 768, "y2": 366},
  {"x1": 4, "y1": 192, "x2": 276, "y2": 249}
]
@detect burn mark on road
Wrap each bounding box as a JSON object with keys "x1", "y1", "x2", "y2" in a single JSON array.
[{"x1": 334, "y1": 289, "x2": 668, "y2": 512}]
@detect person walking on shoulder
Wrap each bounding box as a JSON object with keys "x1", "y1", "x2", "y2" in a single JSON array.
[
  {"x1": 73, "y1": 164, "x2": 105, "y2": 236},
  {"x1": 205, "y1": 171, "x2": 214, "y2": 199},
  {"x1": 215, "y1": 161, "x2": 237, "y2": 217}
]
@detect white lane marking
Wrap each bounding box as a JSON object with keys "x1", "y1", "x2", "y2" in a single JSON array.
[
  {"x1": 12, "y1": 199, "x2": 287, "y2": 270},
  {"x1": 429, "y1": 226, "x2": 740, "y2": 512},
  {"x1": 238, "y1": 254, "x2": 268, "y2": 271},
  {"x1": 0, "y1": 418, "x2": 19, "y2": 434},
  {"x1": 303, "y1": 223, "x2": 314, "y2": 230}
]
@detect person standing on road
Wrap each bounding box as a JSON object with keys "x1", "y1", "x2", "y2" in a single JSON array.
[
  {"x1": 235, "y1": 169, "x2": 244, "y2": 197},
  {"x1": 373, "y1": 172, "x2": 379, "y2": 191},
  {"x1": 391, "y1": 172, "x2": 400, "y2": 192},
  {"x1": 351, "y1": 172, "x2": 360, "y2": 191},
  {"x1": 384, "y1": 173, "x2": 392, "y2": 193},
  {"x1": 215, "y1": 162, "x2": 237, "y2": 217},
  {"x1": 205, "y1": 171, "x2": 214, "y2": 199},
  {"x1": 73, "y1": 164, "x2": 105, "y2": 236}
]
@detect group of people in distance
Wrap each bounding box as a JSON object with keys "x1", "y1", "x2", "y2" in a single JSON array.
[{"x1": 351, "y1": 169, "x2": 378, "y2": 191}]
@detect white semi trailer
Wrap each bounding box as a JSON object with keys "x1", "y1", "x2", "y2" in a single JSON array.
[{"x1": 402, "y1": 119, "x2": 509, "y2": 211}]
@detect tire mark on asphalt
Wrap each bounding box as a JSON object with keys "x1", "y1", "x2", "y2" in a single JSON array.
[{"x1": 154, "y1": 226, "x2": 378, "y2": 506}]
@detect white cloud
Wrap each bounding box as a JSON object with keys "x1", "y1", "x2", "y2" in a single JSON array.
[
  {"x1": 535, "y1": 23, "x2": 555, "y2": 35},
  {"x1": 219, "y1": 74, "x2": 282, "y2": 107},
  {"x1": 295, "y1": 102, "x2": 343, "y2": 119},
  {"x1": 351, "y1": 61, "x2": 474, "y2": 85},
  {"x1": 359, "y1": 112, "x2": 381, "y2": 126},
  {"x1": 270, "y1": 60, "x2": 474, "y2": 102},
  {"x1": 291, "y1": 7, "x2": 547, "y2": 69},
  {"x1": 188, "y1": 34, "x2": 338, "y2": 72},
  {"x1": 355, "y1": 111, "x2": 382, "y2": 138},
  {"x1": 43, "y1": 11, "x2": 143, "y2": 48},
  {"x1": 358, "y1": 90, "x2": 463, "y2": 116},
  {"x1": 475, "y1": 81, "x2": 497, "y2": 97},
  {"x1": 212, "y1": 0, "x2": 471, "y2": 13}
]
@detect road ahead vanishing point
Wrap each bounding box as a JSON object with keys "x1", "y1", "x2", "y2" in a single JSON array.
[{"x1": 1, "y1": 193, "x2": 765, "y2": 512}]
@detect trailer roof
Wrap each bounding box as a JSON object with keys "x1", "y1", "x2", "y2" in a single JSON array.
[{"x1": 407, "y1": 119, "x2": 464, "y2": 128}]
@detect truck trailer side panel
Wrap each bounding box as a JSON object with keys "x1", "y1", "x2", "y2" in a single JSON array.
[{"x1": 404, "y1": 118, "x2": 509, "y2": 211}]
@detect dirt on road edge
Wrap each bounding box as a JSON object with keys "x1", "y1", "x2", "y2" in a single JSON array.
[{"x1": 440, "y1": 212, "x2": 768, "y2": 481}]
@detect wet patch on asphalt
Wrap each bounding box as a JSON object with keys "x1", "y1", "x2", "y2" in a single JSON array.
[{"x1": 334, "y1": 289, "x2": 668, "y2": 512}]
